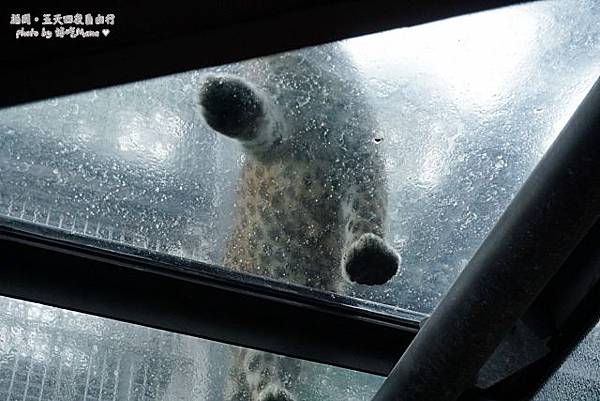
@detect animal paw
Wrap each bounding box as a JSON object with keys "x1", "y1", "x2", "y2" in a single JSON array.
[
  {"x1": 198, "y1": 75, "x2": 265, "y2": 140},
  {"x1": 258, "y1": 385, "x2": 296, "y2": 401},
  {"x1": 343, "y1": 233, "x2": 399, "y2": 285}
]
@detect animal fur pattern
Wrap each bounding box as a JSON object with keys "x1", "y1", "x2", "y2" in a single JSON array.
[{"x1": 197, "y1": 43, "x2": 400, "y2": 401}]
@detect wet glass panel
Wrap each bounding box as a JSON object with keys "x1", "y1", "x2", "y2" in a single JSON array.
[
  {"x1": 1, "y1": 0, "x2": 599, "y2": 314},
  {"x1": 0, "y1": 295, "x2": 382, "y2": 401},
  {"x1": 533, "y1": 323, "x2": 600, "y2": 401}
]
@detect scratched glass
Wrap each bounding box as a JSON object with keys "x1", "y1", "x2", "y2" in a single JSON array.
[{"x1": 0, "y1": 0, "x2": 599, "y2": 314}]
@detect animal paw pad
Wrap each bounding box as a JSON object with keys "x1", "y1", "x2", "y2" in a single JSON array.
[
  {"x1": 258, "y1": 385, "x2": 296, "y2": 401},
  {"x1": 199, "y1": 75, "x2": 264, "y2": 139},
  {"x1": 343, "y1": 233, "x2": 399, "y2": 285}
]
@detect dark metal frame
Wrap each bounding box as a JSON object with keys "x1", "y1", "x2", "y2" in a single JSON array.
[
  {"x1": 1, "y1": 1, "x2": 599, "y2": 401},
  {"x1": 0, "y1": 217, "x2": 422, "y2": 376},
  {"x1": 0, "y1": 0, "x2": 526, "y2": 108},
  {"x1": 372, "y1": 77, "x2": 600, "y2": 401}
]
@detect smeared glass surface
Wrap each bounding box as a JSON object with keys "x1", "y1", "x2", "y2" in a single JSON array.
[
  {"x1": 533, "y1": 323, "x2": 600, "y2": 400},
  {"x1": 0, "y1": 296, "x2": 382, "y2": 401},
  {"x1": 0, "y1": 0, "x2": 599, "y2": 313}
]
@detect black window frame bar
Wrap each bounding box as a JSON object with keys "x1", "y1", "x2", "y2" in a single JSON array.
[
  {"x1": 371, "y1": 76, "x2": 600, "y2": 401},
  {"x1": 1, "y1": 0, "x2": 599, "y2": 400},
  {"x1": 0, "y1": 218, "x2": 423, "y2": 376},
  {"x1": 0, "y1": 0, "x2": 526, "y2": 108}
]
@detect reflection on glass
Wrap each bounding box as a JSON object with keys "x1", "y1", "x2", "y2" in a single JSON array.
[
  {"x1": 533, "y1": 324, "x2": 600, "y2": 401},
  {"x1": 0, "y1": 0, "x2": 599, "y2": 313},
  {"x1": 0, "y1": 296, "x2": 382, "y2": 401}
]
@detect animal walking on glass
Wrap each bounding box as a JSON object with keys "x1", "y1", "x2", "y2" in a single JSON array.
[{"x1": 197, "y1": 43, "x2": 399, "y2": 401}]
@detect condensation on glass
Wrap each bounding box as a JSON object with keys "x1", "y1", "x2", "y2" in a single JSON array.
[
  {"x1": 0, "y1": 296, "x2": 382, "y2": 401},
  {"x1": 533, "y1": 323, "x2": 600, "y2": 401},
  {"x1": 0, "y1": 0, "x2": 599, "y2": 313}
]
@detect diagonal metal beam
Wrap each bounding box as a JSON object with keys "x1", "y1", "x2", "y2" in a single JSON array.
[{"x1": 371, "y1": 76, "x2": 600, "y2": 401}]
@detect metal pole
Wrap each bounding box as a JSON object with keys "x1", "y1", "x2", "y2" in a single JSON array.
[{"x1": 371, "y1": 75, "x2": 600, "y2": 401}]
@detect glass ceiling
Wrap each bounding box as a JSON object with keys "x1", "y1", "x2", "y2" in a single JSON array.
[{"x1": 0, "y1": 0, "x2": 599, "y2": 314}]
